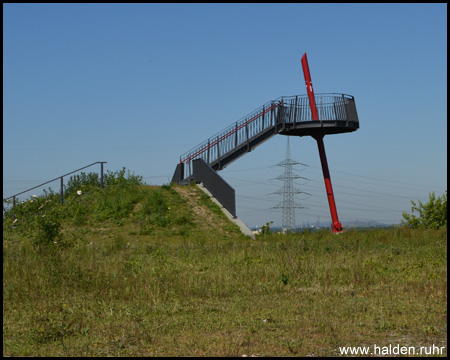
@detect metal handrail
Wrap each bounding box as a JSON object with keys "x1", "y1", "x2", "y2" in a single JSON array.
[
  {"x1": 4, "y1": 161, "x2": 107, "y2": 208},
  {"x1": 179, "y1": 99, "x2": 283, "y2": 179},
  {"x1": 179, "y1": 99, "x2": 282, "y2": 164},
  {"x1": 278, "y1": 94, "x2": 358, "y2": 123}
]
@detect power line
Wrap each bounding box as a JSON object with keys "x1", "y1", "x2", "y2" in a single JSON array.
[{"x1": 306, "y1": 164, "x2": 445, "y2": 191}]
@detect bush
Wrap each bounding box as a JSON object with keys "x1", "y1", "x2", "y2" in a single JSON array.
[
  {"x1": 103, "y1": 167, "x2": 143, "y2": 187},
  {"x1": 3, "y1": 167, "x2": 146, "y2": 230},
  {"x1": 402, "y1": 191, "x2": 447, "y2": 229},
  {"x1": 65, "y1": 167, "x2": 145, "y2": 221},
  {"x1": 5, "y1": 194, "x2": 68, "y2": 253},
  {"x1": 64, "y1": 172, "x2": 101, "y2": 197}
]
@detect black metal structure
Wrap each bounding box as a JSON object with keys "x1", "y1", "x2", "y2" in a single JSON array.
[
  {"x1": 278, "y1": 94, "x2": 359, "y2": 137},
  {"x1": 174, "y1": 93, "x2": 357, "y2": 181},
  {"x1": 172, "y1": 93, "x2": 358, "y2": 217},
  {"x1": 192, "y1": 159, "x2": 236, "y2": 217}
]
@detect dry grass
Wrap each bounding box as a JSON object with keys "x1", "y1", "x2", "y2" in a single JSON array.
[{"x1": 3, "y1": 184, "x2": 447, "y2": 356}]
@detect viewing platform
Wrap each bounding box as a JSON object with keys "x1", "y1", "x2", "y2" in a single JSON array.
[{"x1": 277, "y1": 93, "x2": 359, "y2": 137}]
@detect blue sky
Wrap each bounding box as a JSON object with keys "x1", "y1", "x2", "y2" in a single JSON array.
[{"x1": 3, "y1": 3, "x2": 447, "y2": 228}]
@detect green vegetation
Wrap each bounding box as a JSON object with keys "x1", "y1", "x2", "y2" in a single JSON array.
[
  {"x1": 3, "y1": 172, "x2": 447, "y2": 356},
  {"x1": 402, "y1": 191, "x2": 447, "y2": 230}
]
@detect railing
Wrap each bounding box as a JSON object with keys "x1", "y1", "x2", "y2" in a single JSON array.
[
  {"x1": 177, "y1": 93, "x2": 358, "y2": 181},
  {"x1": 4, "y1": 162, "x2": 107, "y2": 209},
  {"x1": 278, "y1": 93, "x2": 358, "y2": 123},
  {"x1": 179, "y1": 99, "x2": 283, "y2": 178},
  {"x1": 179, "y1": 100, "x2": 282, "y2": 164}
]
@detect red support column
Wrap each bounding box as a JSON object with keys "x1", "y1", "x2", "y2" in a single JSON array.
[
  {"x1": 301, "y1": 53, "x2": 343, "y2": 233},
  {"x1": 315, "y1": 134, "x2": 343, "y2": 233},
  {"x1": 301, "y1": 53, "x2": 319, "y2": 121}
]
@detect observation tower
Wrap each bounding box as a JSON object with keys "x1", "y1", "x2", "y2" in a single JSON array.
[{"x1": 172, "y1": 52, "x2": 359, "y2": 233}]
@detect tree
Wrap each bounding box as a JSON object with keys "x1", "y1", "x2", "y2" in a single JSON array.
[{"x1": 402, "y1": 191, "x2": 447, "y2": 229}]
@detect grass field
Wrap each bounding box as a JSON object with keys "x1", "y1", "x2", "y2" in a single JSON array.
[{"x1": 3, "y1": 181, "x2": 447, "y2": 356}]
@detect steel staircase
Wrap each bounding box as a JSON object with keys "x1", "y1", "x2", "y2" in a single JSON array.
[{"x1": 172, "y1": 93, "x2": 358, "y2": 184}]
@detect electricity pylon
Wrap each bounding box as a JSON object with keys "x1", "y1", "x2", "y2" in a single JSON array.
[{"x1": 272, "y1": 138, "x2": 309, "y2": 233}]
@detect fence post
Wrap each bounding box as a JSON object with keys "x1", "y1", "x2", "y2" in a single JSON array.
[
  {"x1": 101, "y1": 162, "x2": 104, "y2": 189},
  {"x1": 60, "y1": 177, "x2": 64, "y2": 205},
  {"x1": 13, "y1": 196, "x2": 16, "y2": 209}
]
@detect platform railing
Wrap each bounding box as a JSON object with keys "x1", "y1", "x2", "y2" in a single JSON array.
[
  {"x1": 278, "y1": 93, "x2": 358, "y2": 123},
  {"x1": 4, "y1": 162, "x2": 107, "y2": 209}
]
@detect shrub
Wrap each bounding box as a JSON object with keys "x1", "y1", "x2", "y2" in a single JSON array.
[
  {"x1": 103, "y1": 167, "x2": 143, "y2": 187},
  {"x1": 64, "y1": 172, "x2": 100, "y2": 197},
  {"x1": 402, "y1": 191, "x2": 447, "y2": 229},
  {"x1": 5, "y1": 194, "x2": 68, "y2": 253},
  {"x1": 66, "y1": 168, "x2": 146, "y2": 221}
]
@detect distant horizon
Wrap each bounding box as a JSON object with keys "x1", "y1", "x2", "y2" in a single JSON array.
[{"x1": 2, "y1": 154, "x2": 444, "y2": 228}]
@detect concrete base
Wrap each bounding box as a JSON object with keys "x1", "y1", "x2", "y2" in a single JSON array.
[{"x1": 196, "y1": 183, "x2": 255, "y2": 239}]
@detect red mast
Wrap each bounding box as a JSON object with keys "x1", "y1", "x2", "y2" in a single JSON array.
[{"x1": 301, "y1": 53, "x2": 343, "y2": 233}]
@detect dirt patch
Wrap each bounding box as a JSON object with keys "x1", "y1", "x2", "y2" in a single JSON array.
[{"x1": 174, "y1": 185, "x2": 228, "y2": 231}]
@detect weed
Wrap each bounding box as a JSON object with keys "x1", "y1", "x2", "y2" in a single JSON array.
[{"x1": 280, "y1": 272, "x2": 290, "y2": 285}]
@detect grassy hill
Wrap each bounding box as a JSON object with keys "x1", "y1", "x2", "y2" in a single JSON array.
[{"x1": 3, "y1": 173, "x2": 447, "y2": 356}]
